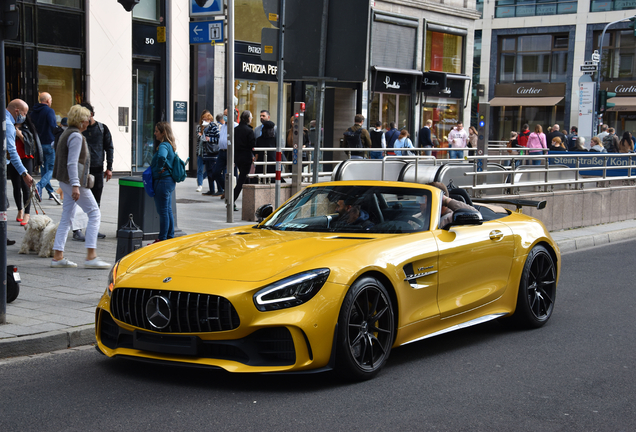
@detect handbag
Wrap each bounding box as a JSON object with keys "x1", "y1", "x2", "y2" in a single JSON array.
[
  {"x1": 77, "y1": 163, "x2": 95, "y2": 188},
  {"x1": 142, "y1": 166, "x2": 155, "y2": 197}
]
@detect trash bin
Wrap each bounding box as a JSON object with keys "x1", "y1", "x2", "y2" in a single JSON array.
[{"x1": 117, "y1": 176, "x2": 181, "y2": 240}]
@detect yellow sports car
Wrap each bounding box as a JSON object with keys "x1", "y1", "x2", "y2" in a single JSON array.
[{"x1": 95, "y1": 181, "x2": 560, "y2": 380}]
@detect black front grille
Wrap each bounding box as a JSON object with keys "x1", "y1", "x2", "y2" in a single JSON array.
[{"x1": 110, "y1": 288, "x2": 240, "y2": 333}]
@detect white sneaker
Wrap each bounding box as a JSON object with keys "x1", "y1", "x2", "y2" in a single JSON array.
[
  {"x1": 50, "y1": 192, "x2": 62, "y2": 205},
  {"x1": 196, "y1": 185, "x2": 203, "y2": 192},
  {"x1": 85, "y1": 257, "x2": 111, "y2": 269},
  {"x1": 51, "y1": 258, "x2": 78, "y2": 268}
]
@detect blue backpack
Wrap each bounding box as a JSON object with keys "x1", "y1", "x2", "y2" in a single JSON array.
[{"x1": 142, "y1": 166, "x2": 155, "y2": 197}]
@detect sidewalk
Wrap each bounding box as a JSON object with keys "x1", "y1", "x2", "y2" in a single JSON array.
[{"x1": 1, "y1": 176, "x2": 635, "y2": 359}]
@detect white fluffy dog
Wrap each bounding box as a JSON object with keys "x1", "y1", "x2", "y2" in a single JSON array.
[{"x1": 19, "y1": 215, "x2": 58, "y2": 258}]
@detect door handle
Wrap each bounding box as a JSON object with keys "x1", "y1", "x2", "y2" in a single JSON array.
[{"x1": 489, "y1": 230, "x2": 504, "y2": 241}]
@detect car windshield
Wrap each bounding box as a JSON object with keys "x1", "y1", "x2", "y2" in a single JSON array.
[{"x1": 259, "y1": 185, "x2": 433, "y2": 233}]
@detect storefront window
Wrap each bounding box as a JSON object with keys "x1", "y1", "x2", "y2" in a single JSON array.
[
  {"x1": 133, "y1": 0, "x2": 159, "y2": 21},
  {"x1": 235, "y1": 80, "x2": 290, "y2": 129},
  {"x1": 495, "y1": 0, "x2": 577, "y2": 17},
  {"x1": 492, "y1": 104, "x2": 564, "y2": 141},
  {"x1": 37, "y1": 52, "x2": 82, "y2": 122},
  {"x1": 591, "y1": 0, "x2": 636, "y2": 11},
  {"x1": 36, "y1": 0, "x2": 81, "y2": 8},
  {"x1": 369, "y1": 93, "x2": 411, "y2": 131},
  {"x1": 595, "y1": 30, "x2": 636, "y2": 80},
  {"x1": 422, "y1": 98, "x2": 460, "y2": 144},
  {"x1": 498, "y1": 34, "x2": 569, "y2": 83},
  {"x1": 426, "y1": 31, "x2": 463, "y2": 74}
]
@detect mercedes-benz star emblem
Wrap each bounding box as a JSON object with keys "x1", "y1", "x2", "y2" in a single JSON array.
[
  {"x1": 163, "y1": 277, "x2": 172, "y2": 283},
  {"x1": 145, "y1": 295, "x2": 172, "y2": 329}
]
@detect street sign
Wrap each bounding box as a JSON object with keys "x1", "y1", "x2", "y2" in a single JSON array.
[
  {"x1": 190, "y1": 0, "x2": 222, "y2": 16},
  {"x1": 580, "y1": 64, "x2": 598, "y2": 72},
  {"x1": 592, "y1": 50, "x2": 600, "y2": 62},
  {"x1": 189, "y1": 21, "x2": 223, "y2": 44}
]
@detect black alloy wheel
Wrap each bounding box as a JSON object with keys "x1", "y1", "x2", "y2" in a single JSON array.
[
  {"x1": 512, "y1": 245, "x2": 557, "y2": 328},
  {"x1": 336, "y1": 276, "x2": 395, "y2": 380}
]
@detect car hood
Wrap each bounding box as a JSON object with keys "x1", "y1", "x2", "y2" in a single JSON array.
[{"x1": 122, "y1": 227, "x2": 381, "y2": 283}]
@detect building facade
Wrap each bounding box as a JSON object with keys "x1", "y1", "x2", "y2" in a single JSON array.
[{"x1": 475, "y1": 0, "x2": 636, "y2": 142}]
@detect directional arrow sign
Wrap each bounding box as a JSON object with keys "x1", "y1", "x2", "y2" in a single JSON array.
[{"x1": 189, "y1": 21, "x2": 223, "y2": 44}]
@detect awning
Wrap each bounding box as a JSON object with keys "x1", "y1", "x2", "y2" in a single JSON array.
[
  {"x1": 607, "y1": 96, "x2": 636, "y2": 106},
  {"x1": 489, "y1": 96, "x2": 564, "y2": 106}
]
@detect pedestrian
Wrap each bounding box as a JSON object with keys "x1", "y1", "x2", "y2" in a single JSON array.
[
  {"x1": 254, "y1": 110, "x2": 276, "y2": 139},
  {"x1": 385, "y1": 122, "x2": 400, "y2": 155},
  {"x1": 213, "y1": 109, "x2": 238, "y2": 200},
  {"x1": 573, "y1": 136, "x2": 588, "y2": 152},
  {"x1": 195, "y1": 109, "x2": 210, "y2": 192},
  {"x1": 393, "y1": 129, "x2": 414, "y2": 156},
  {"x1": 30, "y1": 92, "x2": 61, "y2": 204},
  {"x1": 603, "y1": 128, "x2": 619, "y2": 153},
  {"x1": 618, "y1": 131, "x2": 634, "y2": 153},
  {"x1": 448, "y1": 121, "x2": 468, "y2": 159},
  {"x1": 232, "y1": 110, "x2": 256, "y2": 211},
  {"x1": 546, "y1": 124, "x2": 566, "y2": 148},
  {"x1": 342, "y1": 114, "x2": 371, "y2": 159},
  {"x1": 549, "y1": 136, "x2": 567, "y2": 152},
  {"x1": 419, "y1": 119, "x2": 433, "y2": 156},
  {"x1": 590, "y1": 136, "x2": 607, "y2": 153},
  {"x1": 527, "y1": 124, "x2": 547, "y2": 165},
  {"x1": 255, "y1": 119, "x2": 276, "y2": 175},
  {"x1": 9, "y1": 114, "x2": 42, "y2": 226},
  {"x1": 468, "y1": 126, "x2": 478, "y2": 149},
  {"x1": 566, "y1": 126, "x2": 578, "y2": 150},
  {"x1": 51, "y1": 104, "x2": 110, "y2": 269},
  {"x1": 596, "y1": 124, "x2": 609, "y2": 143},
  {"x1": 150, "y1": 121, "x2": 177, "y2": 242},
  {"x1": 369, "y1": 120, "x2": 386, "y2": 159},
  {"x1": 517, "y1": 124, "x2": 530, "y2": 148},
  {"x1": 201, "y1": 112, "x2": 222, "y2": 196},
  {"x1": 77, "y1": 102, "x2": 112, "y2": 239},
  {"x1": 505, "y1": 131, "x2": 521, "y2": 167}
]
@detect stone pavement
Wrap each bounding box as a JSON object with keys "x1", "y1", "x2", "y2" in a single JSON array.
[{"x1": 1, "y1": 175, "x2": 635, "y2": 359}]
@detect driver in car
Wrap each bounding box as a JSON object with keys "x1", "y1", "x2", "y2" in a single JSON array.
[{"x1": 335, "y1": 199, "x2": 374, "y2": 229}]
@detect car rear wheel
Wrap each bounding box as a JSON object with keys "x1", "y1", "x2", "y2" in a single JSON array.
[
  {"x1": 335, "y1": 276, "x2": 395, "y2": 381},
  {"x1": 512, "y1": 245, "x2": 556, "y2": 328}
]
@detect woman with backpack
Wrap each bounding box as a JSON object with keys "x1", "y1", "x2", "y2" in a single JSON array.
[
  {"x1": 526, "y1": 124, "x2": 547, "y2": 165},
  {"x1": 10, "y1": 114, "x2": 43, "y2": 226},
  {"x1": 393, "y1": 129, "x2": 414, "y2": 156},
  {"x1": 151, "y1": 122, "x2": 177, "y2": 242}
]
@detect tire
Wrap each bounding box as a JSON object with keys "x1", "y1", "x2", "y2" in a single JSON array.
[
  {"x1": 335, "y1": 276, "x2": 395, "y2": 381},
  {"x1": 511, "y1": 245, "x2": 556, "y2": 328},
  {"x1": 7, "y1": 279, "x2": 19, "y2": 303}
]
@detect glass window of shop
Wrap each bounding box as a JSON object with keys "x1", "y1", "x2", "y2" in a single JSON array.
[
  {"x1": 38, "y1": 51, "x2": 83, "y2": 123},
  {"x1": 495, "y1": 0, "x2": 577, "y2": 17},
  {"x1": 234, "y1": 80, "x2": 290, "y2": 129},
  {"x1": 591, "y1": 0, "x2": 636, "y2": 12},
  {"x1": 36, "y1": 0, "x2": 81, "y2": 7},
  {"x1": 369, "y1": 94, "x2": 411, "y2": 131},
  {"x1": 492, "y1": 103, "x2": 564, "y2": 141},
  {"x1": 425, "y1": 31, "x2": 463, "y2": 74},
  {"x1": 422, "y1": 98, "x2": 461, "y2": 145},
  {"x1": 499, "y1": 34, "x2": 569, "y2": 83},
  {"x1": 595, "y1": 30, "x2": 636, "y2": 80},
  {"x1": 471, "y1": 30, "x2": 482, "y2": 128},
  {"x1": 133, "y1": 0, "x2": 160, "y2": 21}
]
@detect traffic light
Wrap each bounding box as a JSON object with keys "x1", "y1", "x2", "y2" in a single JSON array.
[
  {"x1": 629, "y1": 16, "x2": 636, "y2": 37},
  {"x1": 599, "y1": 90, "x2": 617, "y2": 112},
  {"x1": 1, "y1": 0, "x2": 19, "y2": 40},
  {"x1": 117, "y1": 0, "x2": 140, "y2": 12},
  {"x1": 606, "y1": 90, "x2": 616, "y2": 109}
]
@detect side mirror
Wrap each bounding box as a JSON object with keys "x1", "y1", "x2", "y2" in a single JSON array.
[
  {"x1": 255, "y1": 204, "x2": 274, "y2": 222},
  {"x1": 448, "y1": 208, "x2": 483, "y2": 228}
]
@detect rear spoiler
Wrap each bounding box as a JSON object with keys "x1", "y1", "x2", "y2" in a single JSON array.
[{"x1": 472, "y1": 198, "x2": 547, "y2": 212}]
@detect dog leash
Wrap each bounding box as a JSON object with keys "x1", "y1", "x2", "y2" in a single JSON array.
[{"x1": 26, "y1": 183, "x2": 46, "y2": 216}]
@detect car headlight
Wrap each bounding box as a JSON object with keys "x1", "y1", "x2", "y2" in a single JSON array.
[
  {"x1": 106, "y1": 261, "x2": 121, "y2": 297},
  {"x1": 254, "y1": 268, "x2": 330, "y2": 312}
]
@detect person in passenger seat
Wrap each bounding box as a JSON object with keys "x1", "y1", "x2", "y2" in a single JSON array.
[{"x1": 427, "y1": 182, "x2": 477, "y2": 228}]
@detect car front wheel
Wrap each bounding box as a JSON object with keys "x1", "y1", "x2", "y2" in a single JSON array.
[
  {"x1": 512, "y1": 245, "x2": 557, "y2": 328},
  {"x1": 335, "y1": 276, "x2": 395, "y2": 381}
]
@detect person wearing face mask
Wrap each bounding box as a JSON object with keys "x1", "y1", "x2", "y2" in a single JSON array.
[{"x1": 5, "y1": 99, "x2": 35, "y2": 246}]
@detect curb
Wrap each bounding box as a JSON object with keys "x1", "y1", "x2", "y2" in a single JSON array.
[{"x1": 0, "y1": 325, "x2": 95, "y2": 359}]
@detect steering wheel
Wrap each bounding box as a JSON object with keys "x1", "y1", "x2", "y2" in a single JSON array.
[{"x1": 395, "y1": 216, "x2": 424, "y2": 229}]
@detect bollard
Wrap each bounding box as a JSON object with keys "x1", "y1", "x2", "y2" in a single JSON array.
[{"x1": 116, "y1": 214, "x2": 144, "y2": 261}]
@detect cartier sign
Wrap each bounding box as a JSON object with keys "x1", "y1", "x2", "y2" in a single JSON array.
[
  {"x1": 601, "y1": 81, "x2": 636, "y2": 96},
  {"x1": 495, "y1": 83, "x2": 565, "y2": 97}
]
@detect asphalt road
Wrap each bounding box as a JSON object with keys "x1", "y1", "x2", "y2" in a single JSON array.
[{"x1": 1, "y1": 241, "x2": 634, "y2": 432}]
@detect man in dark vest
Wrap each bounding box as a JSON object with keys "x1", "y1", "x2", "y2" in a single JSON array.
[{"x1": 369, "y1": 121, "x2": 386, "y2": 159}]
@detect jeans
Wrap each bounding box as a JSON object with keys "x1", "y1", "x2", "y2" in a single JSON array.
[
  {"x1": 423, "y1": 145, "x2": 432, "y2": 157},
  {"x1": 529, "y1": 150, "x2": 542, "y2": 165},
  {"x1": 153, "y1": 176, "x2": 176, "y2": 241},
  {"x1": 196, "y1": 155, "x2": 207, "y2": 186},
  {"x1": 54, "y1": 181, "x2": 101, "y2": 251},
  {"x1": 89, "y1": 166, "x2": 104, "y2": 206},
  {"x1": 205, "y1": 156, "x2": 223, "y2": 194},
  {"x1": 213, "y1": 150, "x2": 227, "y2": 191},
  {"x1": 369, "y1": 151, "x2": 383, "y2": 159},
  {"x1": 449, "y1": 150, "x2": 463, "y2": 159},
  {"x1": 38, "y1": 144, "x2": 55, "y2": 196}
]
